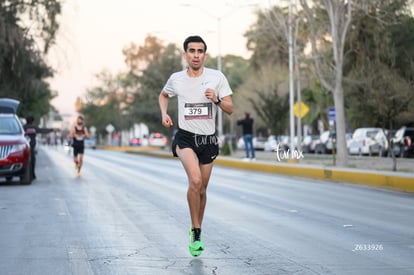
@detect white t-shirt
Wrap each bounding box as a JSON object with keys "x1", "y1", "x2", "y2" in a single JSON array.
[{"x1": 163, "y1": 67, "x2": 233, "y2": 135}]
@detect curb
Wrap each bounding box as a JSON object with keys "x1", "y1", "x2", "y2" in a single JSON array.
[
  {"x1": 106, "y1": 146, "x2": 414, "y2": 193},
  {"x1": 214, "y1": 158, "x2": 414, "y2": 193}
]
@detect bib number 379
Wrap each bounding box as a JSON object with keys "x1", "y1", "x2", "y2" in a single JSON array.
[{"x1": 184, "y1": 103, "x2": 212, "y2": 120}]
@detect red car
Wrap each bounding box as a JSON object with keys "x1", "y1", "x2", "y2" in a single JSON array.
[
  {"x1": 0, "y1": 98, "x2": 32, "y2": 184},
  {"x1": 129, "y1": 137, "x2": 142, "y2": 146}
]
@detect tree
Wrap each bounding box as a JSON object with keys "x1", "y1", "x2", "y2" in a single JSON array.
[
  {"x1": 122, "y1": 35, "x2": 165, "y2": 76},
  {"x1": 82, "y1": 35, "x2": 183, "y2": 137},
  {"x1": 245, "y1": 4, "x2": 313, "y2": 147},
  {"x1": 126, "y1": 41, "x2": 182, "y2": 134},
  {"x1": 81, "y1": 70, "x2": 131, "y2": 138},
  {"x1": 0, "y1": 0, "x2": 62, "y2": 117},
  {"x1": 205, "y1": 54, "x2": 250, "y2": 93},
  {"x1": 344, "y1": 2, "x2": 414, "y2": 129},
  {"x1": 248, "y1": 88, "x2": 289, "y2": 136},
  {"x1": 205, "y1": 54, "x2": 251, "y2": 134},
  {"x1": 300, "y1": 0, "x2": 353, "y2": 167},
  {"x1": 301, "y1": 80, "x2": 334, "y2": 134},
  {"x1": 245, "y1": 6, "x2": 290, "y2": 70},
  {"x1": 233, "y1": 63, "x2": 290, "y2": 136}
]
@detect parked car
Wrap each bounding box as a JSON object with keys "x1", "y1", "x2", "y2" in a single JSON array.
[
  {"x1": 368, "y1": 129, "x2": 389, "y2": 156},
  {"x1": 348, "y1": 127, "x2": 382, "y2": 155},
  {"x1": 280, "y1": 136, "x2": 298, "y2": 150},
  {"x1": 237, "y1": 136, "x2": 267, "y2": 151},
  {"x1": 390, "y1": 126, "x2": 414, "y2": 158},
  {"x1": 313, "y1": 131, "x2": 352, "y2": 154},
  {"x1": 279, "y1": 135, "x2": 292, "y2": 151},
  {"x1": 84, "y1": 137, "x2": 96, "y2": 149},
  {"x1": 148, "y1": 132, "x2": 168, "y2": 148},
  {"x1": 254, "y1": 137, "x2": 267, "y2": 151},
  {"x1": 314, "y1": 131, "x2": 333, "y2": 154},
  {"x1": 302, "y1": 135, "x2": 319, "y2": 153},
  {"x1": 0, "y1": 98, "x2": 32, "y2": 184},
  {"x1": 129, "y1": 137, "x2": 142, "y2": 146},
  {"x1": 264, "y1": 135, "x2": 278, "y2": 152}
]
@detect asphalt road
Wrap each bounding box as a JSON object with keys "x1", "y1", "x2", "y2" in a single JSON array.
[{"x1": 0, "y1": 146, "x2": 413, "y2": 275}]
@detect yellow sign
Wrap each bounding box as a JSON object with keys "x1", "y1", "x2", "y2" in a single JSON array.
[{"x1": 294, "y1": 102, "x2": 309, "y2": 118}]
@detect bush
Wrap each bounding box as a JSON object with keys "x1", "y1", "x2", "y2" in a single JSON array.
[{"x1": 221, "y1": 142, "x2": 231, "y2": 156}]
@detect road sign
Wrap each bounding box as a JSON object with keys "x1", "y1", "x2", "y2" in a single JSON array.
[
  {"x1": 294, "y1": 102, "x2": 310, "y2": 118},
  {"x1": 328, "y1": 107, "x2": 336, "y2": 121},
  {"x1": 106, "y1": 124, "x2": 115, "y2": 133}
]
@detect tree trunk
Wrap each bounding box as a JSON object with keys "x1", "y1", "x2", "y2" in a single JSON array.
[{"x1": 333, "y1": 85, "x2": 348, "y2": 167}]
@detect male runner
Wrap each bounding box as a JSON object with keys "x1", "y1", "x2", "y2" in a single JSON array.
[
  {"x1": 69, "y1": 115, "x2": 90, "y2": 176},
  {"x1": 159, "y1": 35, "x2": 234, "y2": 256}
]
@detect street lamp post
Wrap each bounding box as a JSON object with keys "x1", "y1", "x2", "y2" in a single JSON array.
[
  {"x1": 288, "y1": 0, "x2": 295, "y2": 154},
  {"x1": 216, "y1": 17, "x2": 223, "y2": 139}
]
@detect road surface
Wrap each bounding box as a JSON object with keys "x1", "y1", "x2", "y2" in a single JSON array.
[{"x1": 0, "y1": 146, "x2": 413, "y2": 275}]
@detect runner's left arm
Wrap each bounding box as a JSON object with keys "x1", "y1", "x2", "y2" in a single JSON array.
[
  {"x1": 217, "y1": 95, "x2": 233, "y2": 115},
  {"x1": 84, "y1": 127, "x2": 90, "y2": 139}
]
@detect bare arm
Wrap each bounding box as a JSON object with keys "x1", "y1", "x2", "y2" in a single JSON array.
[
  {"x1": 204, "y1": 88, "x2": 233, "y2": 115},
  {"x1": 218, "y1": 95, "x2": 234, "y2": 115},
  {"x1": 68, "y1": 127, "x2": 74, "y2": 138},
  {"x1": 84, "y1": 127, "x2": 90, "y2": 139},
  {"x1": 159, "y1": 91, "x2": 173, "y2": 128}
]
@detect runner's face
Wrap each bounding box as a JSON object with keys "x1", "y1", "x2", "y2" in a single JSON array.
[{"x1": 184, "y1": 42, "x2": 206, "y2": 71}]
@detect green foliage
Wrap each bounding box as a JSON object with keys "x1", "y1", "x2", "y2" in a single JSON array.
[
  {"x1": 0, "y1": 0, "x2": 61, "y2": 118},
  {"x1": 245, "y1": 6, "x2": 289, "y2": 70},
  {"x1": 344, "y1": 0, "x2": 414, "y2": 129},
  {"x1": 301, "y1": 81, "x2": 333, "y2": 132},
  {"x1": 127, "y1": 43, "x2": 182, "y2": 134},
  {"x1": 82, "y1": 35, "x2": 250, "y2": 137},
  {"x1": 220, "y1": 142, "x2": 231, "y2": 156},
  {"x1": 389, "y1": 16, "x2": 414, "y2": 82},
  {"x1": 205, "y1": 55, "x2": 251, "y2": 92},
  {"x1": 82, "y1": 37, "x2": 183, "y2": 137},
  {"x1": 248, "y1": 87, "x2": 289, "y2": 135},
  {"x1": 81, "y1": 71, "x2": 135, "y2": 136},
  {"x1": 346, "y1": 62, "x2": 413, "y2": 129},
  {"x1": 80, "y1": 0, "x2": 414, "y2": 138}
]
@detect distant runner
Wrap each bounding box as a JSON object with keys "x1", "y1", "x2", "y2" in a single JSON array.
[{"x1": 69, "y1": 115, "x2": 90, "y2": 176}]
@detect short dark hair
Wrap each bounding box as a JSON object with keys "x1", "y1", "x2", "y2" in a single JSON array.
[
  {"x1": 26, "y1": 116, "x2": 34, "y2": 124},
  {"x1": 183, "y1": 35, "x2": 207, "y2": 52}
]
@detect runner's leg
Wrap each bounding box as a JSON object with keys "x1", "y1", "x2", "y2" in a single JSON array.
[
  {"x1": 78, "y1": 153, "x2": 84, "y2": 171},
  {"x1": 73, "y1": 147, "x2": 79, "y2": 167},
  {"x1": 176, "y1": 146, "x2": 202, "y2": 229},
  {"x1": 198, "y1": 163, "x2": 213, "y2": 227}
]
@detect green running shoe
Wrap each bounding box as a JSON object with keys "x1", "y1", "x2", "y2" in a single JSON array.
[{"x1": 189, "y1": 228, "x2": 204, "y2": 257}]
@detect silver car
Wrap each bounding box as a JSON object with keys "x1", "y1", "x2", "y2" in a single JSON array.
[{"x1": 348, "y1": 128, "x2": 382, "y2": 156}]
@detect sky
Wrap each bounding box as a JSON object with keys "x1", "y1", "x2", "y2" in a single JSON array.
[{"x1": 47, "y1": 0, "x2": 273, "y2": 115}]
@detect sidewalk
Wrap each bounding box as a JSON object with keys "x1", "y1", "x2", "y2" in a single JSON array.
[
  {"x1": 230, "y1": 149, "x2": 414, "y2": 174},
  {"x1": 220, "y1": 150, "x2": 414, "y2": 193},
  {"x1": 106, "y1": 146, "x2": 414, "y2": 193}
]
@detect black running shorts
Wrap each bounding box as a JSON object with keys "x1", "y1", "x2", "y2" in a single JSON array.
[
  {"x1": 72, "y1": 140, "x2": 85, "y2": 156},
  {"x1": 172, "y1": 128, "x2": 219, "y2": 164}
]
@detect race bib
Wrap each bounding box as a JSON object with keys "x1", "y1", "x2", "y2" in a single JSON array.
[{"x1": 184, "y1": 103, "x2": 212, "y2": 120}]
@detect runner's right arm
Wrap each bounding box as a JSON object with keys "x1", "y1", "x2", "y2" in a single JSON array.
[{"x1": 159, "y1": 91, "x2": 173, "y2": 128}]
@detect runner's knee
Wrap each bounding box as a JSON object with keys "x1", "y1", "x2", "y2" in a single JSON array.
[{"x1": 188, "y1": 176, "x2": 202, "y2": 191}]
